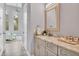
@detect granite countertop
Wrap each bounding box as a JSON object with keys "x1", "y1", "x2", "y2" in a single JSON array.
[{"x1": 35, "y1": 35, "x2": 79, "y2": 53}]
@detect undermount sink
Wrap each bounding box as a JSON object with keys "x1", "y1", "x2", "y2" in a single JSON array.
[{"x1": 58, "y1": 37, "x2": 79, "y2": 45}]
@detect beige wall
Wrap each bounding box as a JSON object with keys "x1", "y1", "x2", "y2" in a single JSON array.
[
  {"x1": 30, "y1": 3, "x2": 79, "y2": 36},
  {"x1": 56, "y1": 3, "x2": 79, "y2": 36}
]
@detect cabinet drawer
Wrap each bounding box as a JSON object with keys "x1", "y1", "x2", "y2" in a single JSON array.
[
  {"x1": 46, "y1": 42, "x2": 57, "y2": 55},
  {"x1": 58, "y1": 47, "x2": 79, "y2": 56},
  {"x1": 46, "y1": 48, "x2": 56, "y2": 56},
  {"x1": 38, "y1": 38, "x2": 46, "y2": 47}
]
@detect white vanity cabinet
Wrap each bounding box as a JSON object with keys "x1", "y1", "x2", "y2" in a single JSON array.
[
  {"x1": 39, "y1": 39, "x2": 46, "y2": 56},
  {"x1": 39, "y1": 46, "x2": 46, "y2": 56},
  {"x1": 34, "y1": 37, "x2": 40, "y2": 56},
  {"x1": 58, "y1": 46, "x2": 79, "y2": 56},
  {"x1": 34, "y1": 36, "x2": 79, "y2": 56},
  {"x1": 46, "y1": 42, "x2": 57, "y2": 55},
  {"x1": 34, "y1": 37, "x2": 46, "y2": 56},
  {"x1": 34, "y1": 36, "x2": 57, "y2": 56},
  {"x1": 46, "y1": 48, "x2": 56, "y2": 56}
]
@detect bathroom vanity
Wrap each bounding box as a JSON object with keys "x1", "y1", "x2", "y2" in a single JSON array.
[
  {"x1": 34, "y1": 3, "x2": 79, "y2": 56},
  {"x1": 34, "y1": 35, "x2": 79, "y2": 56}
]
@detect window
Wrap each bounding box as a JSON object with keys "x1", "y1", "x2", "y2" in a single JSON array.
[
  {"x1": 14, "y1": 15, "x2": 19, "y2": 31},
  {"x1": 5, "y1": 14, "x2": 9, "y2": 31}
]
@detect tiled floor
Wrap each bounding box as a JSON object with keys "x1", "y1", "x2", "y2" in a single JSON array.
[{"x1": 3, "y1": 40, "x2": 27, "y2": 56}]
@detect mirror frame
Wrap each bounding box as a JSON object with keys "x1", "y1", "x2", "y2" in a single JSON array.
[{"x1": 45, "y1": 3, "x2": 60, "y2": 32}]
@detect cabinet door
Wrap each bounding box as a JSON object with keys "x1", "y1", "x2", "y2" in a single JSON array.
[
  {"x1": 35, "y1": 45, "x2": 40, "y2": 56},
  {"x1": 35, "y1": 38, "x2": 46, "y2": 56},
  {"x1": 46, "y1": 42, "x2": 57, "y2": 55},
  {"x1": 46, "y1": 48, "x2": 56, "y2": 56},
  {"x1": 38, "y1": 38, "x2": 46, "y2": 47},
  {"x1": 34, "y1": 38, "x2": 40, "y2": 56},
  {"x1": 39, "y1": 46, "x2": 46, "y2": 56},
  {"x1": 58, "y1": 47, "x2": 79, "y2": 56}
]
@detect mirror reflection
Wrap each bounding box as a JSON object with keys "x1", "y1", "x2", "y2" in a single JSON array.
[
  {"x1": 47, "y1": 8, "x2": 56, "y2": 29},
  {"x1": 45, "y1": 3, "x2": 60, "y2": 32}
]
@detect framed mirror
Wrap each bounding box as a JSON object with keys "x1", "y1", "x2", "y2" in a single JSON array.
[{"x1": 45, "y1": 3, "x2": 60, "y2": 32}]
